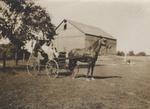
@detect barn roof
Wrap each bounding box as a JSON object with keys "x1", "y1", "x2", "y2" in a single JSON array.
[{"x1": 56, "y1": 19, "x2": 116, "y2": 40}]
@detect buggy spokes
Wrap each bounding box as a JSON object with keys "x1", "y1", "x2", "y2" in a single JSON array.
[{"x1": 46, "y1": 60, "x2": 59, "y2": 78}]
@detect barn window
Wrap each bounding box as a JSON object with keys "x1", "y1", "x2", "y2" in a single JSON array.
[
  {"x1": 64, "y1": 20, "x2": 67, "y2": 30},
  {"x1": 64, "y1": 24, "x2": 67, "y2": 30}
]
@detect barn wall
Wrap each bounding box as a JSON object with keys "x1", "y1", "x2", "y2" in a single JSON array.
[
  {"x1": 54, "y1": 21, "x2": 85, "y2": 54},
  {"x1": 55, "y1": 21, "x2": 117, "y2": 55},
  {"x1": 85, "y1": 35, "x2": 98, "y2": 48},
  {"x1": 85, "y1": 35, "x2": 117, "y2": 55}
]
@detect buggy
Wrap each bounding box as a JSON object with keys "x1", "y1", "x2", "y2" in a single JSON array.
[{"x1": 26, "y1": 46, "x2": 69, "y2": 78}]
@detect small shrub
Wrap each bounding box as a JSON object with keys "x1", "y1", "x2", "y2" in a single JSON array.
[
  {"x1": 136, "y1": 52, "x2": 146, "y2": 56},
  {"x1": 117, "y1": 51, "x2": 125, "y2": 56},
  {"x1": 127, "y1": 51, "x2": 135, "y2": 56}
]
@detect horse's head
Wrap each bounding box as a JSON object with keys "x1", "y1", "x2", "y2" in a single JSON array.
[
  {"x1": 99, "y1": 38, "x2": 112, "y2": 49},
  {"x1": 99, "y1": 38, "x2": 107, "y2": 46}
]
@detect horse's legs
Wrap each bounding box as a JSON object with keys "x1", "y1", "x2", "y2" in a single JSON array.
[
  {"x1": 70, "y1": 60, "x2": 77, "y2": 78},
  {"x1": 86, "y1": 64, "x2": 91, "y2": 78},
  {"x1": 72, "y1": 62, "x2": 79, "y2": 79},
  {"x1": 91, "y1": 63, "x2": 95, "y2": 80},
  {"x1": 69, "y1": 59, "x2": 74, "y2": 74}
]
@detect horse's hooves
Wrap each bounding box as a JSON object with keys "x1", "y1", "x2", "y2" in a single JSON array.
[
  {"x1": 91, "y1": 77, "x2": 95, "y2": 80},
  {"x1": 71, "y1": 76, "x2": 75, "y2": 79},
  {"x1": 86, "y1": 78, "x2": 90, "y2": 81}
]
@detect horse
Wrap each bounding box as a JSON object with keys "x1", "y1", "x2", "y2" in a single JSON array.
[{"x1": 68, "y1": 38, "x2": 109, "y2": 80}]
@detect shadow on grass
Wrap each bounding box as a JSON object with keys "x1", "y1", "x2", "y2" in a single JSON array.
[
  {"x1": 58, "y1": 71, "x2": 72, "y2": 77},
  {"x1": 75, "y1": 74, "x2": 122, "y2": 80},
  {"x1": 0, "y1": 65, "x2": 27, "y2": 74},
  {"x1": 78, "y1": 64, "x2": 104, "y2": 68},
  {"x1": 0, "y1": 63, "x2": 105, "y2": 73},
  {"x1": 57, "y1": 72, "x2": 122, "y2": 80}
]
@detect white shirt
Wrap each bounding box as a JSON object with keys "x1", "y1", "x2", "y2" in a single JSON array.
[{"x1": 41, "y1": 43, "x2": 54, "y2": 60}]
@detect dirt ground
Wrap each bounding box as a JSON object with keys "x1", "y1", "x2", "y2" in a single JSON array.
[{"x1": 0, "y1": 56, "x2": 150, "y2": 109}]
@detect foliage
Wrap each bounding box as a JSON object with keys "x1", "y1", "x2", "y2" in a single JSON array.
[
  {"x1": 127, "y1": 51, "x2": 135, "y2": 56},
  {"x1": 0, "y1": 43, "x2": 15, "y2": 68},
  {"x1": 0, "y1": 0, "x2": 55, "y2": 67},
  {"x1": 117, "y1": 51, "x2": 125, "y2": 56},
  {"x1": 0, "y1": 43, "x2": 15, "y2": 59},
  {"x1": 0, "y1": 0, "x2": 55, "y2": 47},
  {"x1": 136, "y1": 52, "x2": 146, "y2": 56}
]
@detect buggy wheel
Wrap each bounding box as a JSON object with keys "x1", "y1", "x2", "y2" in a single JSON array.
[
  {"x1": 27, "y1": 54, "x2": 40, "y2": 76},
  {"x1": 46, "y1": 60, "x2": 59, "y2": 78}
]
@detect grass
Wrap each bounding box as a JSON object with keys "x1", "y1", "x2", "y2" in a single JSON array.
[{"x1": 0, "y1": 56, "x2": 150, "y2": 109}]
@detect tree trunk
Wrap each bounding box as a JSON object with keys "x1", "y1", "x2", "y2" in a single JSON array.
[
  {"x1": 23, "y1": 53, "x2": 25, "y2": 62},
  {"x1": 2, "y1": 51, "x2": 6, "y2": 68},
  {"x1": 15, "y1": 52, "x2": 18, "y2": 66}
]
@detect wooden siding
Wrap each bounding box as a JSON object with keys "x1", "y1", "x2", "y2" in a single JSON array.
[
  {"x1": 54, "y1": 21, "x2": 85, "y2": 54},
  {"x1": 55, "y1": 20, "x2": 117, "y2": 55}
]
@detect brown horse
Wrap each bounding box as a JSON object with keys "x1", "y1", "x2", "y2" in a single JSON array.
[{"x1": 68, "y1": 38, "x2": 109, "y2": 80}]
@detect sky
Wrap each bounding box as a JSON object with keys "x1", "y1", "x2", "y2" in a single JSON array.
[{"x1": 36, "y1": 0, "x2": 150, "y2": 54}]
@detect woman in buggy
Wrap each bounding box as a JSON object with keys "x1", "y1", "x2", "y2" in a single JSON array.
[{"x1": 35, "y1": 40, "x2": 58, "y2": 65}]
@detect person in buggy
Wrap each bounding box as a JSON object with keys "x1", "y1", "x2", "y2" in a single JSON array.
[{"x1": 35, "y1": 40, "x2": 58, "y2": 65}]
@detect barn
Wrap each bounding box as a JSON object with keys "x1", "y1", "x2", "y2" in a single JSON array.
[{"x1": 54, "y1": 19, "x2": 117, "y2": 55}]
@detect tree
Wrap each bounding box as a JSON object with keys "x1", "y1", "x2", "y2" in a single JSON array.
[
  {"x1": 0, "y1": 0, "x2": 55, "y2": 67},
  {"x1": 0, "y1": 43, "x2": 14, "y2": 68},
  {"x1": 136, "y1": 52, "x2": 146, "y2": 56},
  {"x1": 117, "y1": 51, "x2": 125, "y2": 56},
  {"x1": 127, "y1": 51, "x2": 135, "y2": 56},
  {"x1": 1, "y1": 0, "x2": 55, "y2": 42}
]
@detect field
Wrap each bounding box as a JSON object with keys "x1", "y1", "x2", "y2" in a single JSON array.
[{"x1": 0, "y1": 56, "x2": 150, "y2": 109}]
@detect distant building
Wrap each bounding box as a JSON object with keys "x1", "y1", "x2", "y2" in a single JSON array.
[{"x1": 54, "y1": 19, "x2": 117, "y2": 55}]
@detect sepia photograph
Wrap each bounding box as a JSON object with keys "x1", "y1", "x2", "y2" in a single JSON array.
[{"x1": 0, "y1": 0, "x2": 150, "y2": 108}]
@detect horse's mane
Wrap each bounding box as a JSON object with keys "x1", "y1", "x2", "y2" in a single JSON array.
[{"x1": 87, "y1": 39, "x2": 100, "y2": 51}]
